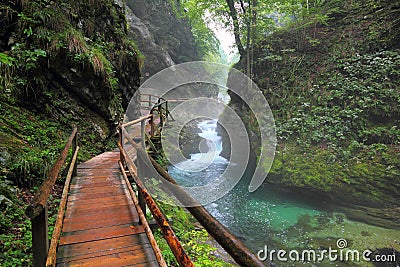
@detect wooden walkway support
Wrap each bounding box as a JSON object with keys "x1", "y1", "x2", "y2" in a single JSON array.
[{"x1": 55, "y1": 152, "x2": 162, "y2": 267}]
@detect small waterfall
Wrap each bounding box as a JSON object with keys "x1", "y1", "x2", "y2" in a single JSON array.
[
  {"x1": 173, "y1": 119, "x2": 227, "y2": 174},
  {"x1": 168, "y1": 117, "x2": 399, "y2": 261}
]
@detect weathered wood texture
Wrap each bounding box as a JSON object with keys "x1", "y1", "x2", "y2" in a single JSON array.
[
  {"x1": 47, "y1": 147, "x2": 80, "y2": 267},
  {"x1": 149, "y1": 155, "x2": 268, "y2": 267},
  {"x1": 118, "y1": 144, "x2": 194, "y2": 267},
  {"x1": 56, "y1": 152, "x2": 159, "y2": 267},
  {"x1": 27, "y1": 127, "x2": 78, "y2": 267}
]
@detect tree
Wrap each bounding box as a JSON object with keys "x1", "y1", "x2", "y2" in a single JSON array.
[
  {"x1": 225, "y1": 0, "x2": 245, "y2": 56},
  {"x1": 178, "y1": 0, "x2": 332, "y2": 62}
]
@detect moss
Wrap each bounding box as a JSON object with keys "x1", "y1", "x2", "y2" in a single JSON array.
[
  {"x1": 267, "y1": 143, "x2": 399, "y2": 207},
  {"x1": 229, "y1": 0, "x2": 400, "y2": 208},
  {"x1": 0, "y1": 103, "x2": 66, "y2": 187},
  {"x1": 153, "y1": 202, "x2": 237, "y2": 267},
  {"x1": 269, "y1": 146, "x2": 342, "y2": 192}
]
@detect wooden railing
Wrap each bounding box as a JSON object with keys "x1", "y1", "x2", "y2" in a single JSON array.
[
  {"x1": 140, "y1": 93, "x2": 160, "y2": 110},
  {"x1": 149, "y1": 157, "x2": 268, "y2": 267},
  {"x1": 25, "y1": 127, "x2": 79, "y2": 267},
  {"x1": 118, "y1": 116, "x2": 195, "y2": 267},
  {"x1": 121, "y1": 95, "x2": 268, "y2": 267},
  {"x1": 149, "y1": 98, "x2": 171, "y2": 137}
]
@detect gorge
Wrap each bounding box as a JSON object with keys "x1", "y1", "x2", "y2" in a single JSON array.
[{"x1": 1, "y1": 0, "x2": 399, "y2": 266}]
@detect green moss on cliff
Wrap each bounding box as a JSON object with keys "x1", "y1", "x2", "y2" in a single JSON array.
[
  {"x1": 232, "y1": 0, "x2": 400, "y2": 207},
  {"x1": 0, "y1": 0, "x2": 142, "y2": 265}
]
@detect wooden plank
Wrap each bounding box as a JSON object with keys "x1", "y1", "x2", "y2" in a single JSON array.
[
  {"x1": 65, "y1": 198, "x2": 129, "y2": 209},
  {"x1": 71, "y1": 174, "x2": 122, "y2": 180},
  {"x1": 66, "y1": 195, "x2": 128, "y2": 205},
  {"x1": 63, "y1": 208, "x2": 136, "y2": 224},
  {"x1": 57, "y1": 249, "x2": 155, "y2": 267},
  {"x1": 63, "y1": 208, "x2": 136, "y2": 222},
  {"x1": 57, "y1": 151, "x2": 160, "y2": 266},
  {"x1": 68, "y1": 186, "x2": 125, "y2": 195},
  {"x1": 69, "y1": 181, "x2": 125, "y2": 189},
  {"x1": 124, "y1": 261, "x2": 160, "y2": 267},
  {"x1": 57, "y1": 235, "x2": 149, "y2": 260},
  {"x1": 62, "y1": 211, "x2": 138, "y2": 231},
  {"x1": 62, "y1": 213, "x2": 138, "y2": 232},
  {"x1": 69, "y1": 181, "x2": 124, "y2": 188},
  {"x1": 66, "y1": 191, "x2": 121, "y2": 201},
  {"x1": 65, "y1": 204, "x2": 134, "y2": 218},
  {"x1": 59, "y1": 225, "x2": 145, "y2": 246},
  {"x1": 80, "y1": 170, "x2": 120, "y2": 174},
  {"x1": 57, "y1": 243, "x2": 153, "y2": 265},
  {"x1": 64, "y1": 198, "x2": 130, "y2": 210}
]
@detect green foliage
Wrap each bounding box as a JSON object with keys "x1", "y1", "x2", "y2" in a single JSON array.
[
  {"x1": 268, "y1": 50, "x2": 400, "y2": 149},
  {"x1": 0, "y1": 0, "x2": 141, "y2": 265},
  {"x1": 1, "y1": 0, "x2": 140, "y2": 104},
  {"x1": 11, "y1": 44, "x2": 47, "y2": 71},
  {"x1": 0, "y1": 53, "x2": 15, "y2": 66},
  {"x1": 0, "y1": 215, "x2": 32, "y2": 266},
  {"x1": 236, "y1": 0, "x2": 400, "y2": 206},
  {"x1": 0, "y1": 53, "x2": 16, "y2": 98},
  {"x1": 0, "y1": 103, "x2": 66, "y2": 187},
  {"x1": 0, "y1": 178, "x2": 32, "y2": 266},
  {"x1": 264, "y1": 49, "x2": 400, "y2": 204},
  {"x1": 153, "y1": 202, "x2": 235, "y2": 266},
  {"x1": 179, "y1": 0, "x2": 340, "y2": 60},
  {"x1": 172, "y1": 0, "x2": 221, "y2": 60},
  {"x1": 182, "y1": 229, "x2": 228, "y2": 267}
]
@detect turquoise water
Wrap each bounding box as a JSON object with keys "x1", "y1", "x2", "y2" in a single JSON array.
[{"x1": 168, "y1": 119, "x2": 400, "y2": 266}]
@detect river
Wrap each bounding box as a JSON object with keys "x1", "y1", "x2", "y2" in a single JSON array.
[{"x1": 168, "y1": 118, "x2": 400, "y2": 267}]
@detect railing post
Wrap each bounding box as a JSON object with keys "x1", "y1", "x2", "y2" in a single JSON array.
[
  {"x1": 136, "y1": 148, "x2": 147, "y2": 216},
  {"x1": 140, "y1": 120, "x2": 146, "y2": 150},
  {"x1": 148, "y1": 94, "x2": 151, "y2": 109},
  {"x1": 150, "y1": 112, "x2": 155, "y2": 138},
  {"x1": 158, "y1": 100, "x2": 163, "y2": 127},
  {"x1": 138, "y1": 191, "x2": 146, "y2": 217},
  {"x1": 118, "y1": 126, "x2": 124, "y2": 167},
  {"x1": 72, "y1": 132, "x2": 77, "y2": 177},
  {"x1": 31, "y1": 206, "x2": 49, "y2": 267},
  {"x1": 165, "y1": 101, "x2": 169, "y2": 121}
]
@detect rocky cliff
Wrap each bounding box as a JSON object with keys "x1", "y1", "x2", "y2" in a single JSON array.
[
  {"x1": 224, "y1": 0, "x2": 400, "y2": 211},
  {"x1": 0, "y1": 0, "x2": 142, "y2": 189},
  {"x1": 124, "y1": 0, "x2": 199, "y2": 78}
]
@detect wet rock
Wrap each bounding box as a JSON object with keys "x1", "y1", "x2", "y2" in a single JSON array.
[{"x1": 124, "y1": 0, "x2": 199, "y2": 78}]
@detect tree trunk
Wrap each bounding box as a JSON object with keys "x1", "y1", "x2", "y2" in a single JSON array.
[
  {"x1": 246, "y1": 0, "x2": 251, "y2": 75},
  {"x1": 226, "y1": 0, "x2": 245, "y2": 57}
]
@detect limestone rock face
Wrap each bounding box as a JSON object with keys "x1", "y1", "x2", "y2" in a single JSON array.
[
  {"x1": 0, "y1": 0, "x2": 141, "y2": 130},
  {"x1": 125, "y1": 0, "x2": 199, "y2": 77}
]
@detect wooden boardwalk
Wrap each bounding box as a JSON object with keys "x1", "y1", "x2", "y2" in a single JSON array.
[{"x1": 56, "y1": 152, "x2": 159, "y2": 267}]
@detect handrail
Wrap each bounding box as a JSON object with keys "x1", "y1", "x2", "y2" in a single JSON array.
[
  {"x1": 126, "y1": 94, "x2": 267, "y2": 266},
  {"x1": 46, "y1": 146, "x2": 79, "y2": 267},
  {"x1": 163, "y1": 98, "x2": 189, "y2": 103},
  {"x1": 148, "y1": 156, "x2": 268, "y2": 267},
  {"x1": 118, "y1": 139, "x2": 194, "y2": 267},
  {"x1": 140, "y1": 94, "x2": 162, "y2": 109},
  {"x1": 118, "y1": 161, "x2": 167, "y2": 267},
  {"x1": 25, "y1": 127, "x2": 78, "y2": 267},
  {"x1": 149, "y1": 98, "x2": 173, "y2": 135},
  {"x1": 122, "y1": 114, "x2": 153, "y2": 128},
  {"x1": 26, "y1": 127, "x2": 77, "y2": 218}
]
